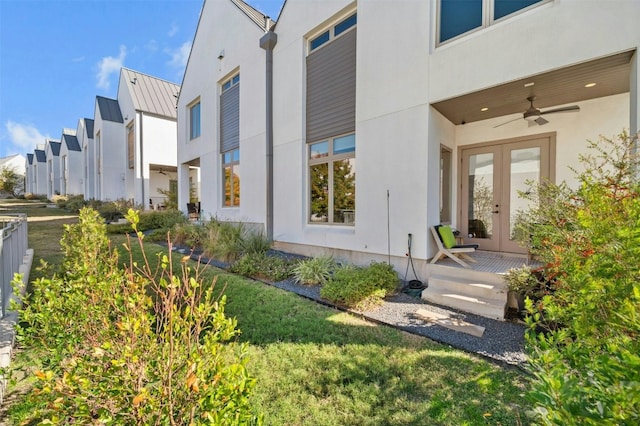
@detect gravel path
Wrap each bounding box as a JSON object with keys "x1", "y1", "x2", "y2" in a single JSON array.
[
  {"x1": 174, "y1": 246, "x2": 528, "y2": 367},
  {"x1": 270, "y1": 279, "x2": 528, "y2": 366}
]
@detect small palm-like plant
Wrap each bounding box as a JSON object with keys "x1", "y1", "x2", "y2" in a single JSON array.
[{"x1": 293, "y1": 256, "x2": 337, "y2": 286}]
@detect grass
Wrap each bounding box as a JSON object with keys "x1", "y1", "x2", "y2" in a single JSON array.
[{"x1": 2, "y1": 199, "x2": 532, "y2": 425}]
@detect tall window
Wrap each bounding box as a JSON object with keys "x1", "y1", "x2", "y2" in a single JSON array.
[
  {"x1": 220, "y1": 74, "x2": 240, "y2": 207},
  {"x1": 438, "y1": 0, "x2": 546, "y2": 44},
  {"x1": 127, "y1": 123, "x2": 135, "y2": 169},
  {"x1": 309, "y1": 134, "x2": 355, "y2": 225},
  {"x1": 189, "y1": 100, "x2": 201, "y2": 140},
  {"x1": 440, "y1": 146, "x2": 452, "y2": 223},
  {"x1": 223, "y1": 148, "x2": 240, "y2": 207}
]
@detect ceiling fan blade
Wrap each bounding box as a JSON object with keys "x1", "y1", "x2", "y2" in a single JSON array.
[
  {"x1": 540, "y1": 105, "x2": 580, "y2": 115},
  {"x1": 535, "y1": 116, "x2": 549, "y2": 126},
  {"x1": 493, "y1": 116, "x2": 522, "y2": 128}
]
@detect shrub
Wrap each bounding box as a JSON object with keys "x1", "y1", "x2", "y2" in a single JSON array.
[
  {"x1": 515, "y1": 131, "x2": 640, "y2": 424},
  {"x1": 320, "y1": 262, "x2": 400, "y2": 310},
  {"x1": 14, "y1": 208, "x2": 260, "y2": 424},
  {"x1": 203, "y1": 220, "x2": 245, "y2": 263},
  {"x1": 107, "y1": 209, "x2": 187, "y2": 234},
  {"x1": 230, "y1": 252, "x2": 295, "y2": 282},
  {"x1": 292, "y1": 256, "x2": 337, "y2": 285},
  {"x1": 241, "y1": 231, "x2": 272, "y2": 255}
]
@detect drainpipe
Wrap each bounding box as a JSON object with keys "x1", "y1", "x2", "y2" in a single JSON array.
[
  {"x1": 260, "y1": 29, "x2": 277, "y2": 240},
  {"x1": 139, "y1": 111, "x2": 145, "y2": 208}
]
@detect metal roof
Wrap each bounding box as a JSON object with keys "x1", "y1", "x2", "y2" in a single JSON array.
[
  {"x1": 27, "y1": 153, "x2": 34, "y2": 164},
  {"x1": 84, "y1": 118, "x2": 94, "y2": 138},
  {"x1": 121, "y1": 68, "x2": 180, "y2": 119},
  {"x1": 34, "y1": 149, "x2": 46, "y2": 163},
  {"x1": 96, "y1": 96, "x2": 124, "y2": 123},
  {"x1": 231, "y1": 0, "x2": 275, "y2": 30},
  {"x1": 48, "y1": 141, "x2": 61, "y2": 156},
  {"x1": 62, "y1": 133, "x2": 81, "y2": 152}
]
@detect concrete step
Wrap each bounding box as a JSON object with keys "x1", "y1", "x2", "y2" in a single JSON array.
[
  {"x1": 427, "y1": 275, "x2": 504, "y2": 301},
  {"x1": 421, "y1": 287, "x2": 506, "y2": 320},
  {"x1": 426, "y1": 263, "x2": 508, "y2": 289}
]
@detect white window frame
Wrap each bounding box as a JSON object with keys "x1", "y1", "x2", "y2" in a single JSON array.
[{"x1": 436, "y1": 0, "x2": 551, "y2": 46}]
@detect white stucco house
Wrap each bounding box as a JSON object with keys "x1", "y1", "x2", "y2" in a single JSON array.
[
  {"x1": 31, "y1": 147, "x2": 47, "y2": 196},
  {"x1": 44, "y1": 139, "x2": 61, "y2": 198},
  {"x1": 76, "y1": 118, "x2": 95, "y2": 200},
  {"x1": 177, "y1": 0, "x2": 639, "y2": 317},
  {"x1": 25, "y1": 154, "x2": 35, "y2": 194},
  {"x1": 117, "y1": 68, "x2": 181, "y2": 209},
  {"x1": 58, "y1": 128, "x2": 82, "y2": 196},
  {"x1": 93, "y1": 95, "x2": 126, "y2": 201}
]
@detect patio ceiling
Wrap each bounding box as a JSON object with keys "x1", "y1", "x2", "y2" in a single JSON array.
[{"x1": 432, "y1": 50, "x2": 634, "y2": 126}]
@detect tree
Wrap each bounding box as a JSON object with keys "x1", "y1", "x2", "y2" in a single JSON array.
[{"x1": 0, "y1": 166, "x2": 23, "y2": 198}]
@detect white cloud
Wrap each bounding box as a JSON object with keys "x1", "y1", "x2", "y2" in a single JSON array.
[
  {"x1": 145, "y1": 39, "x2": 159, "y2": 52},
  {"x1": 166, "y1": 41, "x2": 191, "y2": 69},
  {"x1": 168, "y1": 23, "x2": 179, "y2": 37},
  {"x1": 5, "y1": 121, "x2": 49, "y2": 151},
  {"x1": 96, "y1": 45, "x2": 127, "y2": 90}
]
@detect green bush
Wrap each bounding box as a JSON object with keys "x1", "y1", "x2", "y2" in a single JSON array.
[
  {"x1": 230, "y1": 252, "x2": 296, "y2": 282},
  {"x1": 320, "y1": 262, "x2": 400, "y2": 310},
  {"x1": 107, "y1": 209, "x2": 187, "y2": 234},
  {"x1": 292, "y1": 256, "x2": 337, "y2": 285},
  {"x1": 515, "y1": 131, "x2": 640, "y2": 424},
  {"x1": 14, "y1": 208, "x2": 260, "y2": 424},
  {"x1": 241, "y1": 231, "x2": 272, "y2": 255}
]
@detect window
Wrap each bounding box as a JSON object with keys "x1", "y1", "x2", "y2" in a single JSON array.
[
  {"x1": 220, "y1": 73, "x2": 240, "y2": 207},
  {"x1": 440, "y1": 146, "x2": 452, "y2": 223},
  {"x1": 189, "y1": 100, "x2": 201, "y2": 140},
  {"x1": 309, "y1": 13, "x2": 357, "y2": 51},
  {"x1": 438, "y1": 0, "x2": 546, "y2": 44},
  {"x1": 127, "y1": 122, "x2": 134, "y2": 169},
  {"x1": 222, "y1": 148, "x2": 240, "y2": 207},
  {"x1": 309, "y1": 134, "x2": 355, "y2": 225}
]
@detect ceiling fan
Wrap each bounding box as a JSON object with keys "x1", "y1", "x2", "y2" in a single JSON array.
[{"x1": 494, "y1": 96, "x2": 580, "y2": 128}]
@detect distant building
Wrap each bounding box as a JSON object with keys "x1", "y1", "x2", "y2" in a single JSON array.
[
  {"x1": 44, "y1": 139, "x2": 61, "y2": 198},
  {"x1": 58, "y1": 128, "x2": 82, "y2": 195},
  {"x1": 93, "y1": 96, "x2": 125, "y2": 201}
]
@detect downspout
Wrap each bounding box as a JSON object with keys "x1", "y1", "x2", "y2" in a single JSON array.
[
  {"x1": 139, "y1": 111, "x2": 145, "y2": 208},
  {"x1": 260, "y1": 28, "x2": 277, "y2": 240}
]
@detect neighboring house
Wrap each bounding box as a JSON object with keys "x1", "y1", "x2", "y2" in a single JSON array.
[
  {"x1": 25, "y1": 153, "x2": 35, "y2": 194},
  {"x1": 58, "y1": 128, "x2": 82, "y2": 195},
  {"x1": 93, "y1": 95, "x2": 125, "y2": 201},
  {"x1": 44, "y1": 139, "x2": 61, "y2": 198},
  {"x1": 0, "y1": 154, "x2": 26, "y2": 196},
  {"x1": 77, "y1": 118, "x2": 95, "y2": 200},
  {"x1": 117, "y1": 68, "x2": 181, "y2": 209},
  {"x1": 179, "y1": 0, "x2": 639, "y2": 280},
  {"x1": 177, "y1": 0, "x2": 271, "y2": 223},
  {"x1": 32, "y1": 148, "x2": 47, "y2": 195}
]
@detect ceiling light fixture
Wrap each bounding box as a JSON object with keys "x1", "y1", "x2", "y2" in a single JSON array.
[
  {"x1": 524, "y1": 82, "x2": 535, "y2": 87},
  {"x1": 585, "y1": 82, "x2": 597, "y2": 87},
  {"x1": 481, "y1": 107, "x2": 488, "y2": 112}
]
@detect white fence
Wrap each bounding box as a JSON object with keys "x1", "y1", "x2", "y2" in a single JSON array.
[{"x1": 0, "y1": 213, "x2": 28, "y2": 318}]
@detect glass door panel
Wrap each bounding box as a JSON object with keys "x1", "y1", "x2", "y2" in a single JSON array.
[{"x1": 508, "y1": 147, "x2": 540, "y2": 239}]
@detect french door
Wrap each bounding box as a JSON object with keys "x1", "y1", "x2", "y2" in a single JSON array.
[{"x1": 460, "y1": 135, "x2": 554, "y2": 253}]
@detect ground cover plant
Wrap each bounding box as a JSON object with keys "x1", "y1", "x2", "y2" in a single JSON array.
[
  {"x1": 514, "y1": 131, "x2": 640, "y2": 424},
  {"x1": 2, "y1": 199, "x2": 533, "y2": 425}
]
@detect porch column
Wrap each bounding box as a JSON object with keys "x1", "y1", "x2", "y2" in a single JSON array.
[{"x1": 630, "y1": 50, "x2": 639, "y2": 151}]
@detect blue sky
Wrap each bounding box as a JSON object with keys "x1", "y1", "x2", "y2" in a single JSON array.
[{"x1": 0, "y1": 0, "x2": 284, "y2": 159}]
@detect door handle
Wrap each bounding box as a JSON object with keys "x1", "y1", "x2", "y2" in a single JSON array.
[{"x1": 492, "y1": 210, "x2": 499, "y2": 214}]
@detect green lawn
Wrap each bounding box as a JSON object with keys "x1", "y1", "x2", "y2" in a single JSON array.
[{"x1": 2, "y1": 200, "x2": 532, "y2": 425}]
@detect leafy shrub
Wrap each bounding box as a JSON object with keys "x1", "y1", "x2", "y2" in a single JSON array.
[
  {"x1": 515, "y1": 131, "x2": 640, "y2": 424},
  {"x1": 230, "y1": 252, "x2": 296, "y2": 282},
  {"x1": 107, "y1": 209, "x2": 187, "y2": 234},
  {"x1": 320, "y1": 262, "x2": 400, "y2": 310},
  {"x1": 14, "y1": 208, "x2": 260, "y2": 424},
  {"x1": 172, "y1": 221, "x2": 208, "y2": 248},
  {"x1": 203, "y1": 220, "x2": 245, "y2": 263},
  {"x1": 293, "y1": 256, "x2": 337, "y2": 285},
  {"x1": 55, "y1": 194, "x2": 86, "y2": 212}
]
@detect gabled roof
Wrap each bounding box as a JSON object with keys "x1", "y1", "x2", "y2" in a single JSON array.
[
  {"x1": 62, "y1": 133, "x2": 81, "y2": 152},
  {"x1": 84, "y1": 118, "x2": 94, "y2": 138},
  {"x1": 96, "y1": 96, "x2": 124, "y2": 123},
  {"x1": 231, "y1": 0, "x2": 275, "y2": 30},
  {"x1": 0, "y1": 154, "x2": 24, "y2": 167},
  {"x1": 34, "y1": 149, "x2": 46, "y2": 163},
  {"x1": 48, "y1": 141, "x2": 61, "y2": 156},
  {"x1": 27, "y1": 153, "x2": 34, "y2": 164},
  {"x1": 121, "y1": 68, "x2": 180, "y2": 119}
]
